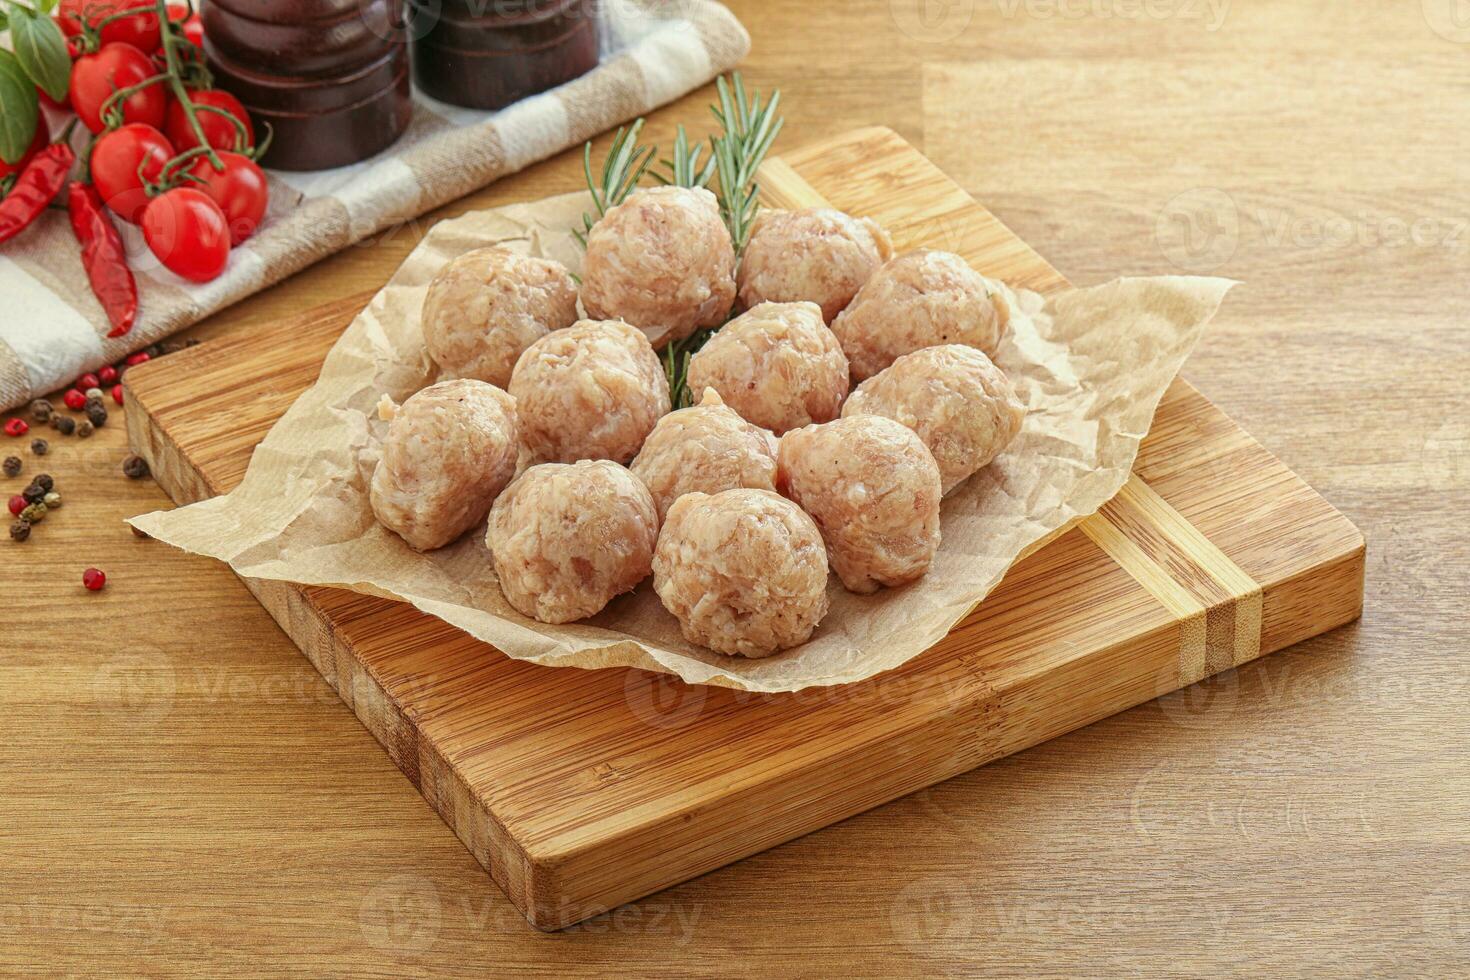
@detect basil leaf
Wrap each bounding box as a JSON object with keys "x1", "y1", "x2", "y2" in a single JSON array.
[
  {"x1": 0, "y1": 51, "x2": 41, "y2": 166},
  {"x1": 38, "y1": 0, "x2": 61, "y2": 13},
  {"x1": 10, "y1": 7, "x2": 72, "y2": 103},
  {"x1": 0, "y1": 11, "x2": 9, "y2": 33}
]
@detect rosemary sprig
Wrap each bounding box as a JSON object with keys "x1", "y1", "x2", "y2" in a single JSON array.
[
  {"x1": 707, "y1": 72, "x2": 783, "y2": 256},
  {"x1": 572, "y1": 74, "x2": 785, "y2": 408},
  {"x1": 574, "y1": 120, "x2": 657, "y2": 247},
  {"x1": 654, "y1": 124, "x2": 715, "y2": 189}
]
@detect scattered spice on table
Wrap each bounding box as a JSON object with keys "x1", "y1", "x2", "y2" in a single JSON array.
[
  {"x1": 43, "y1": 491, "x2": 61, "y2": 510},
  {"x1": 63, "y1": 389, "x2": 87, "y2": 411},
  {"x1": 33, "y1": 474, "x2": 52, "y2": 493},
  {"x1": 85, "y1": 403, "x2": 108, "y2": 428},
  {"x1": 2, "y1": 457, "x2": 20, "y2": 478},
  {"x1": 99, "y1": 366, "x2": 118, "y2": 385},
  {"x1": 4, "y1": 419, "x2": 28, "y2": 437},
  {"x1": 122, "y1": 455, "x2": 151, "y2": 480},
  {"x1": 76, "y1": 420, "x2": 94, "y2": 439},
  {"x1": 84, "y1": 387, "x2": 103, "y2": 402},
  {"x1": 7, "y1": 495, "x2": 24, "y2": 516},
  {"x1": 10, "y1": 521, "x2": 29, "y2": 543},
  {"x1": 111, "y1": 385, "x2": 125, "y2": 406},
  {"x1": 30, "y1": 439, "x2": 48, "y2": 456},
  {"x1": 21, "y1": 484, "x2": 45, "y2": 505},
  {"x1": 29, "y1": 400, "x2": 52, "y2": 423},
  {"x1": 52, "y1": 416, "x2": 76, "y2": 436},
  {"x1": 82, "y1": 568, "x2": 106, "y2": 592},
  {"x1": 19, "y1": 502, "x2": 46, "y2": 524},
  {"x1": 77, "y1": 373, "x2": 99, "y2": 391}
]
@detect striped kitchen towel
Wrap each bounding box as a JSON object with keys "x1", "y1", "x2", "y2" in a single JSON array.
[{"x1": 0, "y1": 0, "x2": 749, "y2": 412}]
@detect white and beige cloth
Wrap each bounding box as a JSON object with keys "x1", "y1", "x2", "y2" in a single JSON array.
[{"x1": 0, "y1": 0, "x2": 749, "y2": 413}]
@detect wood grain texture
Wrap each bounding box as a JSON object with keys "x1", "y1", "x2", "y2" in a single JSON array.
[
  {"x1": 1, "y1": 0, "x2": 1465, "y2": 974},
  {"x1": 119, "y1": 127, "x2": 1361, "y2": 931}
]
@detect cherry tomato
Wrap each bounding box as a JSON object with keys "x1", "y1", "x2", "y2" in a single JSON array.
[
  {"x1": 166, "y1": 89, "x2": 254, "y2": 153},
  {"x1": 58, "y1": 0, "x2": 160, "y2": 52},
  {"x1": 71, "y1": 43, "x2": 167, "y2": 133},
  {"x1": 0, "y1": 115, "x2": 49, "y2": 182},
  {"x1": 185, "y1": 151, "x2": 268, "y2": 245},
  {"x1": 90, "y1": 123, "x2": 174, "y2": 224},
  {"x1": 141, "y1": 187, "x2": 231, "y2": 282},
  {"x1": 166, "y1": 4, "x2": 204, "y2": 47}
]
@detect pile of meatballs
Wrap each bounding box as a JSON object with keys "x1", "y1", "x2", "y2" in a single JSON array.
[{"x1": 369, "y1": 185, "x2": 1027, "y2": 659}]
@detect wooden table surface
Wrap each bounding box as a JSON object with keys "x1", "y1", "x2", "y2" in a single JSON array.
[{"x1": 3, "y1": 1, "x2": 1466, "y2": 975}]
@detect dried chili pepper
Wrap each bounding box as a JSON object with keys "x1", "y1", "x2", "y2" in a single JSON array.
[
  {"x1": 0, "y1": 144, "x2": 76, "y2": 245},
  {"x1": 67, "y1": 181, "x2": 139, "y2": 338}
]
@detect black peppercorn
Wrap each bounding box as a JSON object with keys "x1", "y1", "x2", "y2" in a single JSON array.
[
  {"x1": 30, "y1": 438, "x2": 47, "y2": 456},
  {"x1": 54, "y1": 416, "x2": 76, "y2": 436},
  {"x1": 76, "y1": 420, "x2": 94, "y2": 439},
  {"x1": 9, "y1": 520, "x2": 30, "y2": 542},
  {"x1": 160, "y1": 340, "x2": 186, "y2": 355},
  {"x1": 33, "y1": 473, "x2": 53, "y2": 492},
  {"x1": 21, "y1": 483, "x2": 45, "y2": 505},
  {"x1": 2, "y1": 456, "x2": 19, "y2": 478},
  {"x1": 29, "y1": 399, "x2": 52, "y2": 423},
  {"x1": 122, "y1": 454, "x2": 151, "y2": 479},
  {"x1": 85, "y1": 403, "x2": 108, "y2": 428}
]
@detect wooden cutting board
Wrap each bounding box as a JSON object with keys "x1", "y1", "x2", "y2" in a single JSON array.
[{"x1": 122, "y1": 127, "x2": 1365, "y2": 931}]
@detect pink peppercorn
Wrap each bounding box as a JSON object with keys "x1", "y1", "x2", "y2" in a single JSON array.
[
  {"x1": 76, "y1": 372, "x2": 100, "y2": 391},
  {"x1": 83, "y1": 568, "x2": 107, "y2": 591},
  {"x1": 7, "y1": 494, "x2": 24, "y2": 516},
  {"x1": 4, "y1": 418, "x2": 28, "y2": 437},
  {"x1": 63, "y1": 389, "x2": 87, "y2": 410},
  {"x1": 125, "y1": 351, "x2": 151, "y2": 367},
  {"x1": 111, "y1": 384, "x2": 124, "y2": 405},
  {"x1": 99, "y1": 365, "x2": 119, "y2": 385}
]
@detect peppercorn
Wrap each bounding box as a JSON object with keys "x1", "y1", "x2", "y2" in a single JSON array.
[
  {"x1": 4, "y1": 418, "x2": 28, "y2": 437},
  {"x1": 63, "y1": 389, "x2": 87, "y2": 411},
  {"x1": 9, "y1": 520, "x2": 29, "y2": 542},
  {"x1": 125, "y1": 351, "x2": 150, "y2": 367},
  {"x1": 76, "y1": 420, "x2": 94, "y2": 438},
  {"x1": 85, "y1": 394, "x2": 103, "y2": 411},
  {"x1": 53, "y1": 416, "x2": 75, "y2": 436},
  {"x1": 29, "y1": 399, "x2": 52, "y2": 422},
  {"x1": 111, "y1": 384, "x2": 124, "y2": 406},
  {"x1": 85, "y1": 403, "x2": 108, "y2": 428},
  {"x1": 77, "y1": 372, "x2": 100, "y2": 391},
  {"x1": 99, "y1": 365, "x2": 118, "y2": 385},
  {"x1": 7, "y1": 495, "x2": 23, "y2": 516},
  {"x1": 160, "y1": 340, "x2": 186, "y2": 355},
  {"x1": 21, "y1": 484, "x2": 44, "y2": 505},
  {"x1": 84, "y1": 387, "x2": 103, "y2": 402},
  {"x1": 83, "y1": 567, "x2": 106, "y2": 591},
  {"x1": 2, "y1": 456, "x2": 19, "y2": 477},
  {"x1": 42, "y1": 490, "x2": 60, "y2": 509},
  {"x1": 122, "y1": 454, "x2": 150, "y2": 479},
  {"x1": 30, "y1": 438, "x2": 47, "y2": 456},
  {"x1": 19, "y1": 502, "x2": 45, "y2": 523},
  {"x1": 33, "y1": 473, "x2": 53, "y2": 492}
]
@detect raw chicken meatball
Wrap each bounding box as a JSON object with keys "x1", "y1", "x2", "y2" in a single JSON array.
[
  {"x1": 844, "y1": 345, "x2": 1026, "y2": 494},
  {"x1": 653, "y1": 489, "x2": 830, "y2": 657},
  {"x1": 581, "y1": 185, "x2": 737, "y2": 348},
  {"x1": 777, "y1": 415, "x2": 942, "y2": 594},
  {"x1": 487, "y1": 460, "x2": 658, "y2": 624},
  {"x1": 831, "y1": 249, "x2": 1010, "y2": 381},
  {"x1": 630, "y1": 387, "x2": 779, "y2": 521},
  {"x1": 370, "y1": 379, "x2": 518, "y2": 551},
  {"x1": 685, "y1": 301, "x2": 848, "y2": 435},
  {"x1": 509, "y1": 319, "x2": 671, "y2": 465},
  {"x1": 421, "y1": 246, "x2": 580, "y2": 389},
  {"x1": 737, "y1": 208, "x2": 892, "y2": 321}
]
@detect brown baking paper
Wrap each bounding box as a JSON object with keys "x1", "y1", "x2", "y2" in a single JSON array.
[{"x1": 130, "y1": 193, "x2": 1234, "y2": 693}]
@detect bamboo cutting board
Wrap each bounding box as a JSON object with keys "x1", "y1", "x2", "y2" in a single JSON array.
[{"x1": 122, "y1": 128, "x2": 1365, "y2": 931}]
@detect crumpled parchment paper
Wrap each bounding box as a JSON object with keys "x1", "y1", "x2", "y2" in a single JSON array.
[{"x1": 130, "y1": 191, "x2": 1234, "y2": 692}]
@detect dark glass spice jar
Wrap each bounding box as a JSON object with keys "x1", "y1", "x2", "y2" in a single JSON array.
[
  {"x1": 203, "y1": 0, "x2": 413, "y2": 171},
  {"x1": 412, "y1": 0, "x2": 599, "y2": 111}
]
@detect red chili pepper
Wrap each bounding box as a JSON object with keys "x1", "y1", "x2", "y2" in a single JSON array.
[
  {"x1": 0, "y1": 144, "x2": 76, "y2": 245},
  {"x1": 67, "y1": 181, "x2": 138, "y2": 338}
]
